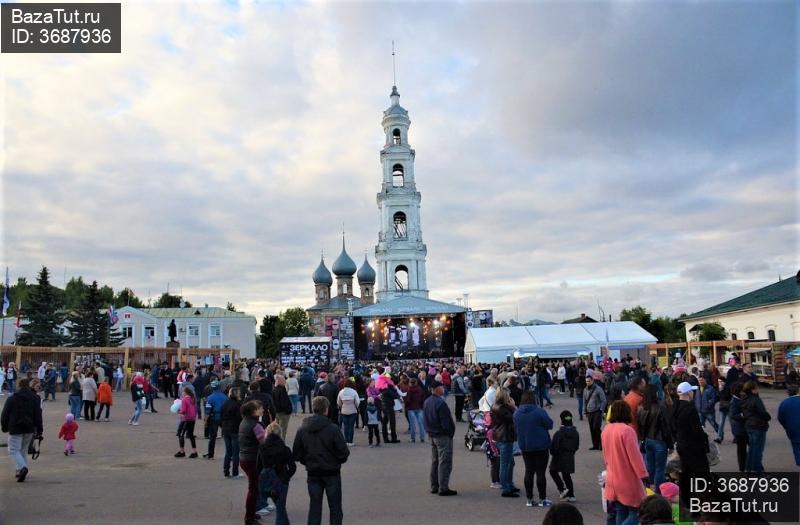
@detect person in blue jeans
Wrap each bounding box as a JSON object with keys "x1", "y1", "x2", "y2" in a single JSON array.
[
  {"x1": 220, "y1": 388, "x2": 242, "y2": 477},
  {"x1": 715, "y1": 378, "x2": 730, "y2": 444},
  {"x1": 491, "y1": 388, "x2": 519, "y2": 497},
  {"x1": 67, "y1": 372, "x2": 83, "y2": 421},
  {"x1": 404, "y1": 377, "x2": 426, "y2": 443},
  {"x1": 258, "y1": 422, "x2": 296, "y2": 525},
  {"x1": 740, "y1": 381, "x2": 770, "y2": 472},
  {"x1": 636, "y1": 384, "x2": 672, "y2": 492},
  {"x1": 292, "y1": 396, "x2": 350, "y2": 525}
]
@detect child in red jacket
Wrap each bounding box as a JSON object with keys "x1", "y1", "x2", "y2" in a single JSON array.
[{"x1": 58, "y1": 413, "x2": 79, "y2": 455}]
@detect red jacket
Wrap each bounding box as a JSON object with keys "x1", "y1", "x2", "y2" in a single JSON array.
[{"x1": 59, "y1": 421, "x2": 79, "y2": 441}]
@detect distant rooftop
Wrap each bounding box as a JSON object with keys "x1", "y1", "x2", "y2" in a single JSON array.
[{"x1": 140, "y1": 307, "x2": 254, "y2": 319}]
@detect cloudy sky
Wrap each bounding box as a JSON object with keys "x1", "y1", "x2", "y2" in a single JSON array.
[{"x1": 2, "y1": 0, "x2": 797, "y2": 325}]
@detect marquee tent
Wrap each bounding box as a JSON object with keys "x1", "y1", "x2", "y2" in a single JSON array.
[{"x1": 463, "y1": 321, "x2": 657, "y2": 364}]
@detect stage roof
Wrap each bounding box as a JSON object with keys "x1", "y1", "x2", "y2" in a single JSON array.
[{"x1": 352, "y1": 295, "x2": 465, "y2": 318}]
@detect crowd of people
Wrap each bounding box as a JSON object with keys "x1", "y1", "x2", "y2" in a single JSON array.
[{"x1": 1, "y1": 353, "x2": 799, "y2": 525}]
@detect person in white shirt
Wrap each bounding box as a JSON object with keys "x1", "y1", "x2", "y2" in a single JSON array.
[
  {"x1": 479, "y1": 378, "x2": 498, "y2": 412},
  {"x1": 557, "y1": 364, "x2": 567, "y2": 393},
  {"x1": 337, "y1": 379, "x2": 360, "y2": 446},
  {"x1": 37, "y1": 362, "x2": 47, "y2": 380}
]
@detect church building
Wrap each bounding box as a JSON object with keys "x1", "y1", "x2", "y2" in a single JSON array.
[{"x1": 308, "y1": 83, "x2": 466, "y2": 360}]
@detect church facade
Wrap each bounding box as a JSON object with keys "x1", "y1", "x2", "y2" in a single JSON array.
[{"x1": 307, "y1": 84, "x2": 466, "y2": 360}]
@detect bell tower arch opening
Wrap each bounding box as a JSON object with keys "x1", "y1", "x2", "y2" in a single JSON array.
[
  {"x1": 394, "y1": 265, "x2": 409, "y2": 292},
  {"x1": 393, "y1": 211, "x2": 407, "y2": 239},
  {"x1": 392, "y1": 164, "x2": 404, "y2": 187}
]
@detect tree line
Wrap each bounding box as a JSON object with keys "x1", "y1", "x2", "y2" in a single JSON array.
[
  {"x1": 1, "y1": 266, "x2": 202, "y2": 347},
  {"x1": 257, "y1": 307, "x2": 311, "y2": 358}
]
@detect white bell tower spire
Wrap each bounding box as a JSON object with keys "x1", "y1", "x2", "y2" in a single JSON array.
[{"x1": 374, "y1": 50, "x2": 429, "y2": 302}]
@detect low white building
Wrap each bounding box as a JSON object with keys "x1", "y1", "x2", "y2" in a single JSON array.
[
  {"x1": 114, "y1": 306, "x2": 257, "y2": 357},
  {"x1": 463, "y1": 321, "x2": 657, "y2": 364},
  {"x1": 682, "y1": 271, "x2": 800, "y2": 342},
  {"x1": 1, "y1": 306, "x2": 258, "y2": 358}
]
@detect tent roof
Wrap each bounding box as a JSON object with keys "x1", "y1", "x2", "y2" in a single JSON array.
[{"x1": 466, "y1": 321, "x2": 657, "y2": 353}]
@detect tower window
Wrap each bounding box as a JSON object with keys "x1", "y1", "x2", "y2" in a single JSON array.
[
  {"x1": 364, "y1": 288, "x2": 370, "y2": 297},
  {"x1": 393, "y1": 211, "x2": 407, "y2": 239},
  {"x1": 394, "y1": 265, "x2": 409, "y2": 292},
  {"x1": 393, "y1": 128, "x2": 401, "y2": 145},
  {"x1": 392, "y1": 164, "x2": 404, "y2": 187}
]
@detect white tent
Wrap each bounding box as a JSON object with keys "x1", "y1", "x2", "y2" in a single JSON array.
[{"x1": 463, "y1": 321, "x2": 657, "y2": 364}]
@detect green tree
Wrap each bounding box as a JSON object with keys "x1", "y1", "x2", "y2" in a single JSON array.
[
  {"x1": 279, "y1": 307, "x2": 310, "y2": 337},
  {"x1": 697, "y1": 322, "x2": 726, "y2": 342},
  {"x1": 114, "y1": 288, "x2": 144, "y2": 308},
  {"x1": 258, "y1": 314, "x2": 282, "y2": 358},
  {"x1": 7, "y1": 277, "x2": 29, "y2": 316},
  {"x1": 68, "y1": 280, "x2": 110, "y2": 347},
  {"x1": 649, "y1": 316, "x2": 686, "y2": 343},
  {"x1": 63, "y1": 277, "x2": 88, "y2": 311},
  {"x1": 153, "y1": 292, "x2": 191, "y2": 308},
  {"x1": 17, "y1": 266, "x2": 65, "y2": 347},
  {"x1": 619, "y1": 306, "x2": 653, "y2": 332},
  {"x1": 98, "y1": 285, "x2": 115, "y2": 307}
]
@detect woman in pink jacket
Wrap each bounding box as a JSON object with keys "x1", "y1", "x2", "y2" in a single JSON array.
[
  {"x1": 175, "y1": 387, "x2": 198, "y2": 458},
  {"x1": 602, "y1": 400, "x2": 648, "y2": 525}
]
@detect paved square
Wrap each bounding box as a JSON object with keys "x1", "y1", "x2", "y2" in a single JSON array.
[{"x1": 1, "y1": 388, "x2": 797, "y2": 524}]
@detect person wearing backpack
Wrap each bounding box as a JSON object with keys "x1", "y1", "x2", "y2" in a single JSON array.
[
  {"x1": 203, "y1": 380, "x2": 228, "y2": 459},
  {"x1": 258, "y1": 421, "x2": 297, "y2": 525}
]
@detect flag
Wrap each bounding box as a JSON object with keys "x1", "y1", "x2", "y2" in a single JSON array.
[
  {"x1": 15, "y1": 302, "x2": 22, "y2": 328},
  {"x1": 108, "y1": 305, "x2": 119, "y2": 326},
  {"x1": 2, "y1": 267, "x2": 9, "y2": 317}
]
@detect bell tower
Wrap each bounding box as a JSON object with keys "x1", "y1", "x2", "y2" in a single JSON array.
[{"x1": 374, "y1": 84, "x2": 429, "y2": 302}]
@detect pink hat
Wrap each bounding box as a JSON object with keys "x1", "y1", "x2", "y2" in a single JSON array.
[{"x1": 659, "y1": 482, "x2": 679, "y2": 501}]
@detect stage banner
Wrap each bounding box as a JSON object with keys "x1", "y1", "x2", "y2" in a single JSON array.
[
  {"x1": 325, "y1": 316, "x2": 355, "y2": 362},
  {"x1": 339, "y1": 316, "x2": 355, "y2": 361},
  {"x1": 279, "y1": 339, "x2": 330, "y2": 366}
]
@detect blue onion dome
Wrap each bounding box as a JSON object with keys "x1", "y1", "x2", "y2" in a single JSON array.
[
  {"x1": 357, "y1": 256, "x2": 376, "y2": 284},
  {"x1": 312, "y1": 257, "x2": 333, "y2": 285},
  {"x1": 332, "y1": 238, "x2": 357, "y2": 276}
]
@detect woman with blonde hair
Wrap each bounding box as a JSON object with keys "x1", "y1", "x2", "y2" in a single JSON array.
[
  {"x1": 257, "y1": 421, "x2": 296, "y2": 525},
  {"x1": 491, "y1": 387, "x2": 519, "y2": 498}
]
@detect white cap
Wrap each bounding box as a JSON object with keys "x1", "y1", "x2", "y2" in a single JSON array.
[{"x1": 677, "y1": 381, "x2": 698, "y2": 395}]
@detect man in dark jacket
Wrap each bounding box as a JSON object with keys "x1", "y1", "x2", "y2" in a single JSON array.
[
  {"x1": 298, "y1": 369, "x2": 316, "y2": 414},
  {"x1": 379, "y1": 382, "x2": 401, "y2": 443},
  {"x1": 319, "y1": 375, "x2": 339, "y2": 424},
  {"x1": 673, "y1": 381, "x2": 709, "y2": 479},
  {"x1": 1, "y1": 378, "x2": 43, "y2": 482},
  {"x1": 423, "y1": 380, "x2": 456, "y2": 496},
  {"x1": 293, "y1": 396, "x2": 350, "y2": 525},
  {"x1": 258, "y1": 369, "x2": 273, "y2": 396}
]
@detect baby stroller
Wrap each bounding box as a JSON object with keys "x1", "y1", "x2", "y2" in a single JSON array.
[{"x1": 464, "y1": 409, "x2": 489, "y2": 451}]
